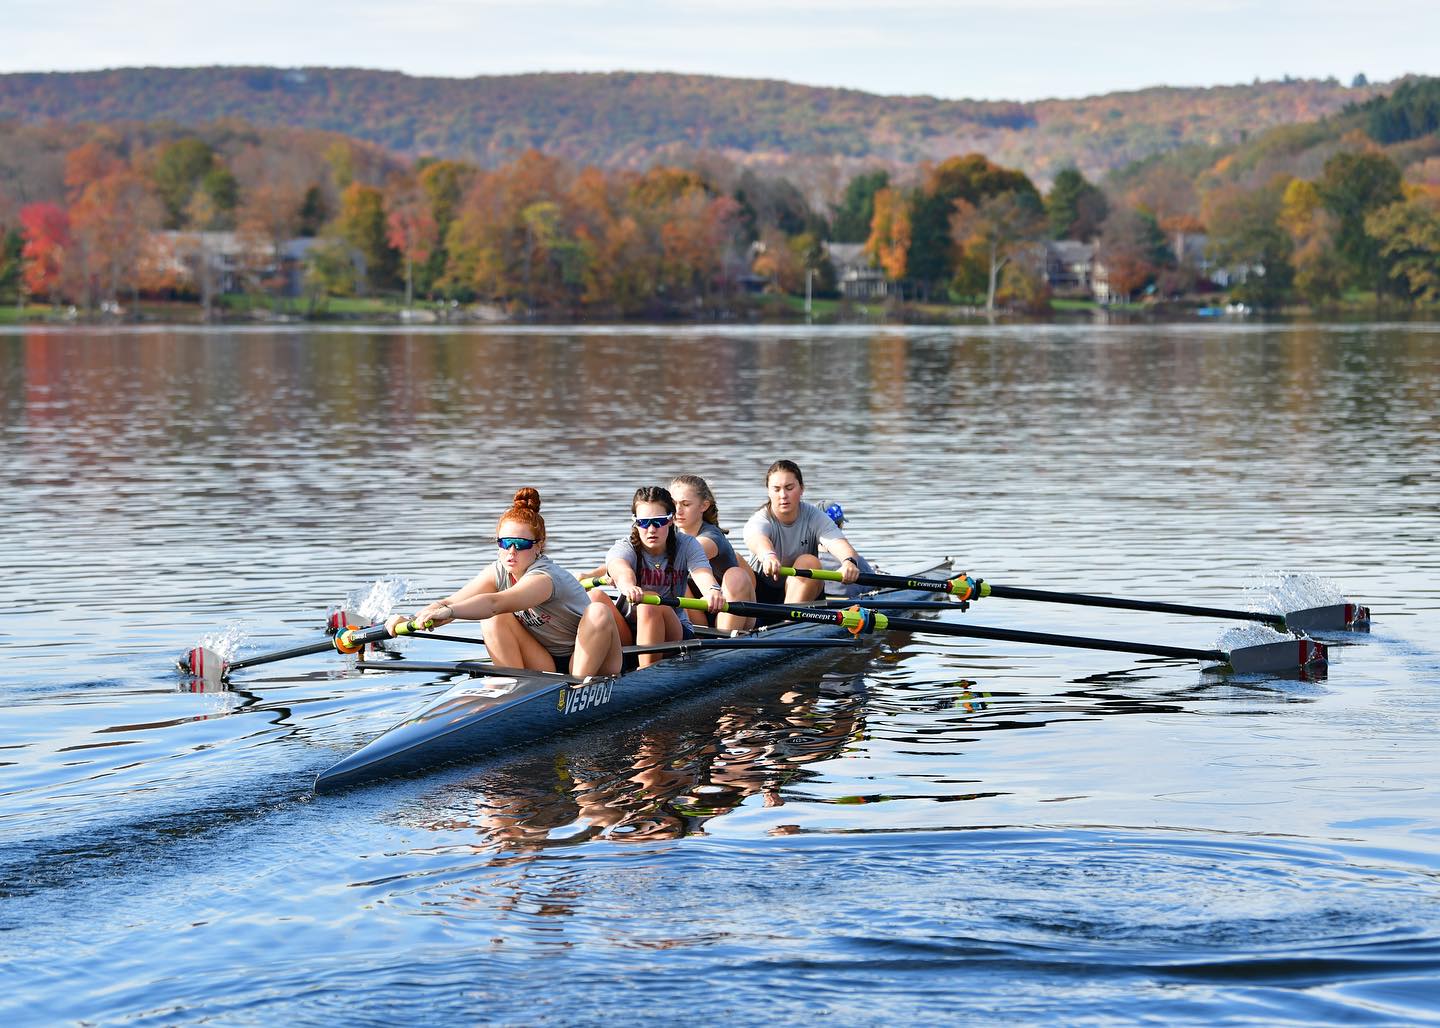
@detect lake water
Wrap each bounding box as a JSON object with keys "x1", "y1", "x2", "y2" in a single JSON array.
[{"x1": 2, "y1": 322, "x2": 1438, "y2": 1024}]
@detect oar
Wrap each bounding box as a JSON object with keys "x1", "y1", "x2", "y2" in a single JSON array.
[
  {"x1": 179, "y1": 618, "x2": 431, "y2": 689},
  {"x1": 639, "y1": 594, "x2": 1326, "y2": 675},
  {"x1": 359, "y1": 636, "x2": 864, "y2": 677},
  {"x1": 780, "y1": 567, "x2": 1369, "y2": 633},
  {"x1": 582, "y1": 575, "x2": 956, "y2": 614}
]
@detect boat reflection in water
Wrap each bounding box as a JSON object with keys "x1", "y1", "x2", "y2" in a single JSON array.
[
  {"x1": 408, "y1": 640, "x2": 1014, "y2": 853},
  {"x1": 412, "y1": 652, "x2": 887, "y2": 849}
]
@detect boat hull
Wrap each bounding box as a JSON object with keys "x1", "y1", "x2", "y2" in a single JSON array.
[{"x1": 314, "y1": 561, "x2": 950, "y2": 792}]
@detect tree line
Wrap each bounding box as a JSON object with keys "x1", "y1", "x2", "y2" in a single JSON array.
[{"x1": 1, "y1": 82, "x2": 1437, "y2": 317}]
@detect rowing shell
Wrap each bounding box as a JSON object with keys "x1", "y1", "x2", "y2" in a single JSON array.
[{"x1": 313, "y1": 560, "x2": 952, "y2": 792}]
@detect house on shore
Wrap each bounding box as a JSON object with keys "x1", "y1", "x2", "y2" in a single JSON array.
[
  {"x1": 153, "y1": 231, "x2": 319, "y2": 297},
  {"x1": 825, "y1": 243, "x2": 891, "y2": 300}
]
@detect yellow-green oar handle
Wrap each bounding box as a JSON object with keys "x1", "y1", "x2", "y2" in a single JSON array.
[
  {"x1": 779, "y1": 566, "x2": 986, "y2": 599},
  {"x1": 636, "y1": 592, "x2": 886, "y2": 634}
]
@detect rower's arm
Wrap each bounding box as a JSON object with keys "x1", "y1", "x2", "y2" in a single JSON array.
[
  {"x1": 404, "y1": 573, "x2": 496, "y2": 628},
  {"x1": 745, "y1": 528, "x2": 781, "y2": 576},
  {"x1": 821, "y1": 536, "x2": 863, "y2": 585},
  {"x1": 448, "y1": 571, "x2": 552, "y2": 620},
  {"x1": 607, "y1": 555, "x2": 641, "y2": 596}
]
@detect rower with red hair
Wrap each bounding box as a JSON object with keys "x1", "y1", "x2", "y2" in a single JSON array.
[{"x1": 387, "y1": 487, "x2": 624, "y2": 677}]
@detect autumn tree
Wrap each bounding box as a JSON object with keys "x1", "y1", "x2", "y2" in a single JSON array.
[
  {"x1": 1204, "y1": 178, "x2": 1294, "y2": 309},
  {"x1": 304, "y1": 236, "x2": 360, "y2": 308},
  {"x1": 386, "y1": 176, "x2": 439, "y2": 307},
  {"x1": 1097, "y1": 206, "x2": 1171, "y2": 303},
  {"x1": 909, "y1": 154, "x2": 1040, "y2": 298},
  {"x1": 236, "y1": 182, "x2": 306, "y2": 296},
  {"x1": 951, "y1": 190, "x2": 1047, "y2": 313},
  {"x1": 19, "y1": 202, "x2": 72, "y2": 302},
  {"x1": 70, "y1": 171, "x2": 164, "y2": 310},
  {"x1": 150, "y1": 138, "x2": 239, "y2": 229},
  {"x1": 63, "y1": 137, "x2": 126, "y2": 201},
  {"x1": 864, "y1": 187, "x2": 911, "y2": 285},
  {"x1": 1279, "y1": 178, "x2": 1345, "y2": 304},
  {"x1": 568, "y1": 168, "x2": 654, "y2": 314},
  {"x1": 416, "y1": 159, "x2": 477, "y2": 297},
  {"x1": 1046, "y1": 167, "x2": 1109, "y2": 241},
  {"x1": 336, "y1": 182, "x2": 397, "y2": 293},
  {"x1": 657, "y1": 190, "x2": 741, "y2": 306},
  {"x1": 751, "y1": 226, "x2": 807, "y2": 294},
  {"x1": 1365, "y1": 194, "x2": 1440, "y2": 303},
  {"x1": 1316, "y1": 151, "x2": 1404, "y2": 297}
]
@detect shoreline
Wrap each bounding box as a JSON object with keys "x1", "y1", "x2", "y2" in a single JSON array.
[{"x1": 5, "y1": 296, "x2": 1438, "y2": 329}]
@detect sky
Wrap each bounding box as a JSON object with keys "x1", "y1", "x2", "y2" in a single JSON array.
[{"x1": 4, "y1": 0, "x2": 1437, "y2": 101}]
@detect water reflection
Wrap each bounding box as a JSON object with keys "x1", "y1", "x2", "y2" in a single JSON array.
[{"x1": 414, "y1": 659, "x2": 880, "y2": 852}]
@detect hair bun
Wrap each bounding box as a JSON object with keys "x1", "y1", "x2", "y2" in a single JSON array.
[{"x1": 512, "y1": 487, "x2": 541, "y2": 511}]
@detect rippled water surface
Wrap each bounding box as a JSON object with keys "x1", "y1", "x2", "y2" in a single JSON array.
[{"x1": 2, "y1": 323, "x2": 1438, "y2": 1024}]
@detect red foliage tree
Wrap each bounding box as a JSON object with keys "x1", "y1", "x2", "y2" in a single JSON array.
[{"x1": 19, "y1": 202, "x2": 72, "y2": 300}]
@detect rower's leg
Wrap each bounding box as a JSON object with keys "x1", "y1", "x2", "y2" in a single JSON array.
[
  {"x1": 483, "y1": 613, "x2": 558, "y2": 672},
  {"x1": 635, "y1": 604, "x2": 683, "y2": 668},
  {"x1": 589, "y1": 588, "x2": 633, "y2": 647},
  {"x1": 717, "y1": 564, "x2": 756, "y2": 634},
  {"x1": 785, "y1": 553, "x2": 825, "y2": 603},
  {"x1": 572, "y1": 602, "x2": 624, "y2": 677}
]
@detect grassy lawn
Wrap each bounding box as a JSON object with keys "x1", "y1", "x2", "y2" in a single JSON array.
[{"x1": 0, "y1": 304, "x2": 52, "y2": 324}]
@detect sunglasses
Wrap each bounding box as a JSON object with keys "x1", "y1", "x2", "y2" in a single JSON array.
[
  {"x1": 633, "y1": 515, "x2": 672, "y2": 529},
  {"x1": 495, "y1": 536, "x2": 538, "y2": 551}
]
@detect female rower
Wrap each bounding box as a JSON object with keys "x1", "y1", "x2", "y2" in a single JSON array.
[
  {"x1": 744, "y1": 459, "x2": 866, "y2": 605},
  {"x1": 593, "y1": 486, "x2": 724, "y2": 668},
  {"x1": 386, "y1": 488, "x2": 624, "y2": 677},
  {"x1": 669, "y1": 473, "x2": 756, "y2": 633}
]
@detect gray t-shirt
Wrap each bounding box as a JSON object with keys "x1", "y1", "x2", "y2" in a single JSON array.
[
  {"x1": 491, "y1": 553, "x2": 590, "y2": 659},
  {"x1": 744, "y1": 501, "x2": 847, "y2": 570},
  {"x1": 689, "y1": 522, "x2": 738, "y2": 577},
  {"x1": 605, "y1": 532, "x2": 711, "y2": 602}
]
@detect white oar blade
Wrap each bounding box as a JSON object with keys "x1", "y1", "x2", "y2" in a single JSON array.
[
  {"x1": 1226, "y1": 637, "x2": 1327, "y2": 674},
  {"x1": 1285, "y1": 603, "x2": 1370, "y2": 633},
  {"x1": 179, "y1": 646, "x2": 229, "y2": 690}
]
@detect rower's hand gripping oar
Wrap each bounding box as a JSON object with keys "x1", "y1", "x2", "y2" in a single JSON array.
[
  {"x1": 639, "y1": 593, "x2": 1327, "y2": 675},
  {"x1": 179, "y1": 617, "x2": 433, "y2": 689},
  {"x1": 781, "y1": 567, "x2": 1369, "y2": 633}
]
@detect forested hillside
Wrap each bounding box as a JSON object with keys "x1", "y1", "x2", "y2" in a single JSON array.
[
  {"x1": 0, "y1": 67, "x2": 1382, "y2": 185},
  {"x1": 3, "y1": 73, "x2": 1435, "y2": 319}
]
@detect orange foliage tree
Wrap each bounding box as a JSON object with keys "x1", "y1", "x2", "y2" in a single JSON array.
[{"x1": 865, "y1": 187, "x2": 911, "y2": 283}]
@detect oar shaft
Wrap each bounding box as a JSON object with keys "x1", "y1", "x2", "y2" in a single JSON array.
[
  {"x1": 983, "y1": 584, "x2": 1285, "y2": 626},
  {"x1": 782, "y1": 566, "x2": 1286, "y2": 627},
  {"x1": 647, "y1": 594, "x2": 1221, "y2": 660},
  {"x1": 870, "y1": 613, "x2": 1227, "y2": 663}
]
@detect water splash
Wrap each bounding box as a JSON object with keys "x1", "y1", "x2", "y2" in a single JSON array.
[
  {"x1": 193, "y1": 622, "x2": 248, "y2": 664},
  {"x1": 1243, "y1": 571, "x2": 1346, "y2": 616},
  {"x1": 346, "y1": 576, "x2": 415, "y2": 624},
  {"x1": 1217, "y1": 622, "x2": 1294, "y2": 651}
]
